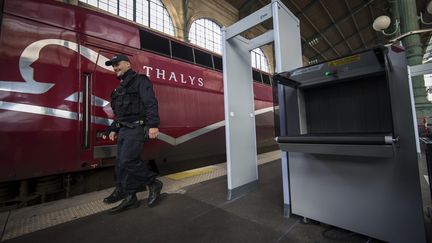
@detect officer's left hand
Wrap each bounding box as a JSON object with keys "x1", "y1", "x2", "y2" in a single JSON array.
[
  {"x1": 149, "y1": 128, "x2": 159, "y2": 139},
  {"x1": 108, "y1": 131, "x2": 118, "y2": 141}
]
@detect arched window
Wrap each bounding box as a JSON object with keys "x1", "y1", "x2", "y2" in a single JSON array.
[
  {"x1": 251, "y1": 48, "x2": 270, "y2": 73},
  {"x1": 80, "y1": 0, "x2": 175, "y2": 36},
  {"x1": 423, "y1": 37, "x2": 432, "y2": 102},
  {"x1": 189, "y1": 19, "x2": 222, "y2": 54}
]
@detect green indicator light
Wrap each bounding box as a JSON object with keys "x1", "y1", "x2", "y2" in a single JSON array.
[{"x1": 324, "y1": 71, "x2": 331, "y2": 76}]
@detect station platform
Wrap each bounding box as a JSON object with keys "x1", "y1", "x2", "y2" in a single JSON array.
[{"x1": 1, "y1": 150, "x2": 431, "y2": 243}]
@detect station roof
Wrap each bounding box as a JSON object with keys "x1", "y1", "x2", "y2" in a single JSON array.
[{"x1": 226, "y1": 0, "x2": 432, "y2": 64}]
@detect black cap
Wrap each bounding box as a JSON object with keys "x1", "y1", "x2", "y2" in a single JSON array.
[{"x1": 105, "y1": 54, "x2": 130, "y2": 66}]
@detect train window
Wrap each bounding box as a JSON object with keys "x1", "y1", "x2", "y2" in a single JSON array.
[
  {"x1": 252, "y1": 70, "x2": 262, "y2": 83},
  {"x1": 140, "y1": 29, "x2": 171, "y2": 56},
  {"x1": 0, "y1": 0, "x2": 3, "y2": 29},
  {"x1": 262, "y1": 74, "x2": 271, "y2": 85},
  {"x1": 171, "y1": 41, "x2": 194, "y2": 63},
  {"x1": 194, "y1": 49, "x2": 213, "y2": 69},
  {"x1": 213, "y1": 56, "x2": 223, "y2": 71}
]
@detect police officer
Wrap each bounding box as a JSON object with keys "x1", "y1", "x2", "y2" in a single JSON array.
[{"x1": 102, "y1": 54, "x2": 162, "y2": 214}]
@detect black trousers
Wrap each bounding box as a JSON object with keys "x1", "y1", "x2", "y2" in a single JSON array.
[{"x1": 115, "y1": 126, "x2": 156, "y2": 195}]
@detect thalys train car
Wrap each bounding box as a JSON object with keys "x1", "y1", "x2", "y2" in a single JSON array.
[{"x1": 0, "y1": 0, "x2": 276, "y2": 206}]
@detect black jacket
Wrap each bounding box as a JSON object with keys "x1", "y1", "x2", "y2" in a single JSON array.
[{"x1": 109, "y1": 69, "x2": 160, "y2": 132}]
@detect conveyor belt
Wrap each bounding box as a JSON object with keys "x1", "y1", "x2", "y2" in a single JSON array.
[{"x1": 276, "y1": 135, "x2": 393, "y2": 145}]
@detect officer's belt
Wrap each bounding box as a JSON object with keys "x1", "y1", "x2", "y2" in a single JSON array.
[{"x1": 118, "y1": 120, "x2": 145, "y2": 128}]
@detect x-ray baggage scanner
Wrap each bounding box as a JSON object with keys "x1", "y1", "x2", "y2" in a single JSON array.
[{"x1": 273, "y1": 46, "x2": 426, "y2": 242}]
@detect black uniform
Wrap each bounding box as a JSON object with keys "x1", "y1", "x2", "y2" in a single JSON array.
[{"x1": 109, "y1": 69, "x2": 160, "y2": 195}]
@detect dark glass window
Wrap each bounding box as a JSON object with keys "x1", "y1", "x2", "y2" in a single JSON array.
[
  {"x1": 194, "y1": 49, "x2": 213, "y2": 68},
  {"x1": 252, "y1": 70, "x2": 262, "y2": 82},
  {"x1": 171, "y1": 41, "x2": 194, "y2": 62},
  {"x1": 140, "y1": 29, "x2": 171, "y2": 56},
  {"x1": 262, "y1": 74, "x2": 271, "y2": 85},
  {"x1": 213, "y1": 56, "x2": 222, "y2": 71}
]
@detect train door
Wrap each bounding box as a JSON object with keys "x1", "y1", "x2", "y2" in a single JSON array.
[
  {"x1": 78, "y1": 43, "x2": 99, "y2": 168},
  {"x1": 91, "y1": 49, "x2": 125, "y2": 166},
  {"x1": 78, "y1": 43, "x2": 133, "y2": 167}
]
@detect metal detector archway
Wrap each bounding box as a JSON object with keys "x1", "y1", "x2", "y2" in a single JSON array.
[{"x1": 222, "y1": 0, "x2": 302, "y2": 201}]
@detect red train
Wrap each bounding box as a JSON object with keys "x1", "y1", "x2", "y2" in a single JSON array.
[{"x1": 0, "y1": 0, "x2": 276, "y2": 205}]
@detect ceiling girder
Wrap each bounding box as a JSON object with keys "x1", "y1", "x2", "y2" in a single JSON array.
[
  {"x1": 289, "y1": 0, "x2": 341, "y2": 56},
  {"x1": 318, "y1": 0, "x2": 354, "y2": 52},
  {"x1": 344, "y1": 0, "x2": 368, "y2": 49},
  {"x1": 303, "y1": 0, "x2": 376, "y2": 55}
]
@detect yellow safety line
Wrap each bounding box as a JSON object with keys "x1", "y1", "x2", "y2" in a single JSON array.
[{"x1": 166, "y1": 167, "x2": 216, "y2": 180}]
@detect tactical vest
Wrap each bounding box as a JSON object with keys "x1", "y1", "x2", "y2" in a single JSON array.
[{"x1": 111, "y1": 74, "x2": 146, "y2": 121}]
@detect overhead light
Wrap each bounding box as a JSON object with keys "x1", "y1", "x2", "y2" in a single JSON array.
[
  {"x1": 308, "y1": 59, "x2": 318, "y2": 65},
  {"x1": 427, "y1": 1, "x2": 432, "y2": 15},
  {"x1": 419, "y1": 2, "x2": 432, "y2": 25},
  {"x1": 308, "y1": 37, "x2": 319, "y2": 46},
  {"x1": 373, "y1": 15, "x2": 391, "y2": 31},
  {"x1": 373, "y1": 2, "x2": 432, "y2": 42},
  {"x1": 373, "y1": 15, "x2": 400, "y2": 36}
]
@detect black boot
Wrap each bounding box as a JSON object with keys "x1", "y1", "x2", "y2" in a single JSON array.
[
  {"x1": 108, "y1": 194, "x2": 140, "y2": 214},
  {"x1": 147, "y1": 179, "x2": 163, "y2": 207},
  {"x1": 103, "y1": 187, "x2": 125, "y2": 204}
]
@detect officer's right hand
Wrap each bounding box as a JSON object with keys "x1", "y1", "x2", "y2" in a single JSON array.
[{"x1": 108, "y1": 131, "x2": 118, "y2": 141}]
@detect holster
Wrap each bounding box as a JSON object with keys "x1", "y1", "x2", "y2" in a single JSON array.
[
  {"x1": 118, "y1": 121, "x2": 149, "y2": 140},
  {"x1": 143, "y1": 126, "x2": 150, "y2": 140}
]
